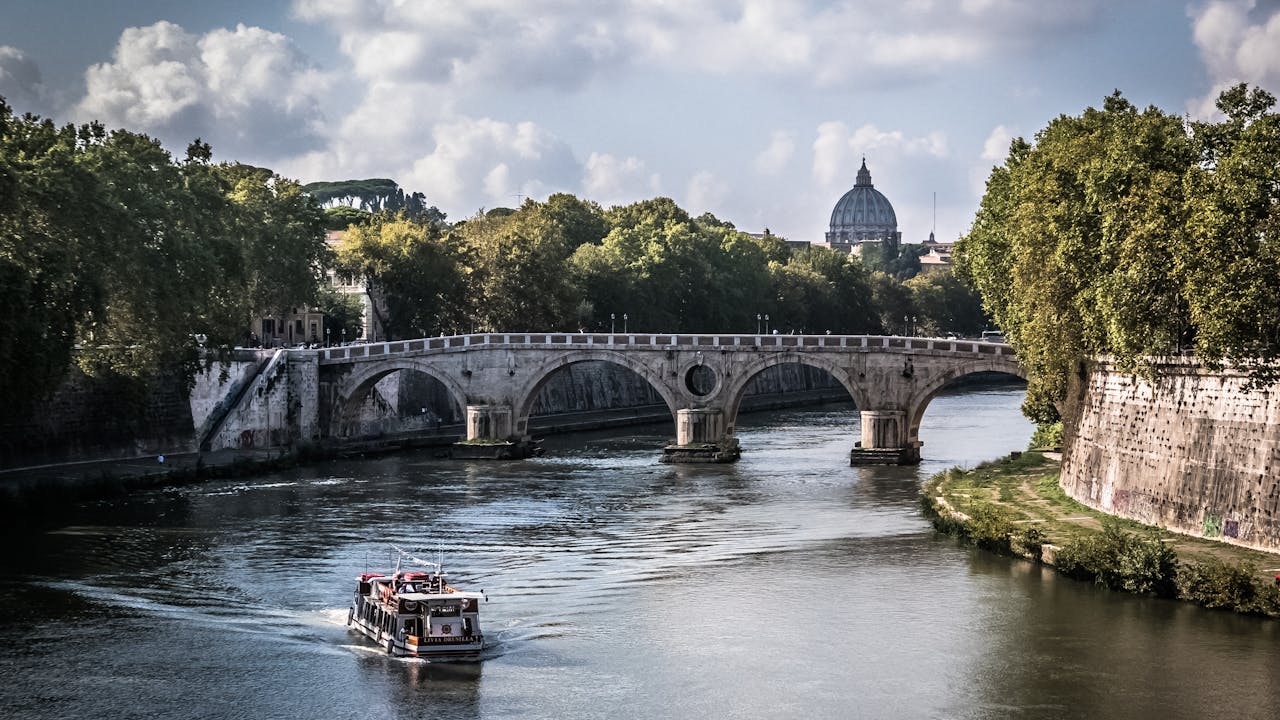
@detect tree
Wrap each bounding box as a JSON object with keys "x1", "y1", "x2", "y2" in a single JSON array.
[
  {"x1": 317, "y1": 287, "x2": 365, "y2": 342},
  {"x1": 325, "y1": 205, "x2": 372, "y2": 230},
  {"x1": 216, "y1": 162, "x2": 330, "y2": 334},
  {"x1": 773, "y1": 246, "x2": 879, "y2": 334},
  {"x1": 75, "y1": 131, "x2": 230, "y2": 380},
  {"x1": 904, "y1": 272, "x2": 988, "y2": 337},
  {"x1": 336, "y1": 214, "x2": 466, "y2": 339},
  {"x1": 303, "y1": 178, "x2": 446, "y2": 224},
  {"x1": 1180, "y1": 85, "x2": 1280, "y2": 380},
  {"x1": 956, "y1": 90, "x2": 1213, "y2": 422},
  {"x1": 0, "y1": 102, "x2": 107, "y2": 411},
  {"x1": 456, "y1": 200, "x2": 586, "y2": 332},
  {"x1": 570, "y1": 199, "x2": 782, "y2": 333}
]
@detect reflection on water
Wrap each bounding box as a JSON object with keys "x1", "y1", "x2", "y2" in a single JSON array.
[{"x1": 1, "y1": 386, "x2": 1278, "y2": 720}]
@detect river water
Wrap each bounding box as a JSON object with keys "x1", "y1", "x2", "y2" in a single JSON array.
[{"x1": 2, "y1": 385, "x2": 1278, "y2": 720}]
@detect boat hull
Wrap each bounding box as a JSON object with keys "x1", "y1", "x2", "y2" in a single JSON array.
[{"x1": 348, "y1": 608, "x2": 484, "y2": 661}]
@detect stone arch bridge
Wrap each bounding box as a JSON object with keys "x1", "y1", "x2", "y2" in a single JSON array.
[{"x1": 309, "y1": 332, "x2": 1022, "y2": 464}]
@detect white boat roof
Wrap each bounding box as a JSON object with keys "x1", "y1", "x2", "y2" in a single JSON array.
[{"x1": 398, "y1": 592, "x2": 484, "y2": 601}]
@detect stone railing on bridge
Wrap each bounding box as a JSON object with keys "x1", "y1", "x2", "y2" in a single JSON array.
[{"x1": 316, "y1": 333, "x2": 1017, "y2": 363}]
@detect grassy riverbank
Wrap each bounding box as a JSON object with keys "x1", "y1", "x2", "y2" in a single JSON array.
[{"x1": 922, "y1": 452, "x2": 1280, "y2": 618}]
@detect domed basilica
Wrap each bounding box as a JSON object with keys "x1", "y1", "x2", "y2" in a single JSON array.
[{"x1": 824, "y1": 158, "x2": 901, "y2": 255}]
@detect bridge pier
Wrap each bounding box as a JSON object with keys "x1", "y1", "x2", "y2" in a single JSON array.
[
  {"x1": 465, "y1": 404, "x2": 513, "y2": 441},
  {"x1": 850, "y1": 409, "x2": 920, "y2": 465},
  {"x1": 453, "y1": 404, "x2": 540, "y2": 459},
  {"x1": 661, "y1": 408, "x2": 741, "y2": 463}
]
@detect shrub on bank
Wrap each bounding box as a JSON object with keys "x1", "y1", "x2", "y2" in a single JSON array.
[
  {"x1": 924, "y1": 458, "x2": 1280, "y2": 618},
  {"x1": 966, "y1": 504, "x2": 1016, "y2": 553},
  {"x1": 1053, "y1": 521, "x2": 1178, "y2": 597},
  {"x1": 1176, "y1": 559, "x2": 1280, "y2": 617},
  {"x1": 1028, "y1": 422, "x2": 1062, "y2": 450}
]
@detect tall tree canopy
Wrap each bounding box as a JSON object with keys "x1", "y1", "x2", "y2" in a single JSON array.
[
  {"x1": 955, "y1": 86, "x2": 1280, "y2": 422},
  {"x1": 336, "y1": 214, "x2": 466, "y2": 339},
  {"x1": 0, "y1": 99, "x2": 329, "y2": 411}
]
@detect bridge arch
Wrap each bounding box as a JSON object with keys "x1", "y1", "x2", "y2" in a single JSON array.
[
  {"x1": 721, "y1": 352, "x2": 868, "y2": 435},
  {"x1": 513, "y1": 349, "x2": 682, "y2": 437},
  {"x1": 333, "y1": 358, "x2": 470, "y2": 438},
  {"x1": 904, "y1": 357, "x2": 1026, "y2": 447}
]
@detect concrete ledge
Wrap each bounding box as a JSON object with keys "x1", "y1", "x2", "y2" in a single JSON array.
[
  {"x1": 660, "y1": 439, "x2": 741, "y2": 464},
  {"x1": 450, "y1": 440, "x2": 542, "y2": 460},
  {"x1": 849, "y1": 446, "x2": 920, "y2": 466}
]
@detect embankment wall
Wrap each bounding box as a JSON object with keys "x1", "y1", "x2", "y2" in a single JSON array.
[
  {"x1": 1, "y1": 358, "x2": 845, "y2": 467},
  {"x1": 1061, "y1": 360, "x2": 1280, "y2": 552}
]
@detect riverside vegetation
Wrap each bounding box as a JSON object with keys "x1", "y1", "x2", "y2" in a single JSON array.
[
  {"x1": 922, "y1": 452, "x2": 1280, "y2": 618},
  {"x1": 1, "y1": 95, "x2": 986, "y2": 428}
]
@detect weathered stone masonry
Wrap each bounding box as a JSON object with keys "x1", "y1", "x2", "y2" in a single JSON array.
[{"x1": 1061, "y1": 359, "x2": 1280, "y2": 552}]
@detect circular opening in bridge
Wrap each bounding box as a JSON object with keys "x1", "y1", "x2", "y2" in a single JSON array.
[{"x1": 685, "y1": 365, "x2": 717, "y2": 396}]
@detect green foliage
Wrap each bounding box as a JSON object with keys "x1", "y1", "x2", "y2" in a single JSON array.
[
  {"x1": 455, "y1": 200, "x2": 584, "y2": 332},
  {"x1": 0, "y1": 101, "x2": 108, "y2": 412},
  {"x1": 869, "y1": 271, "x2": 914, "y2": 334},
  {"x1": 861, "y1": 242, "x2": 926, "y2": 280},
  {"x1": 336, "y1": 213, "x2": 466, "y2": 339},
  {"x1": 316, "y1": 287, "x2": 365, "y2": 342},
  {"x1": 1053, "y1": 520, "x2": 1177, "y2": 596},
  {"x1": 0, "y1": 99, "x2": 330, "y2": 410},
  {"x1": 324, "y1": 205, "x2": 372, "y2": 230},
  {"x1": 1029, "y1": 421, "x2": 1063, "y2": 450},
  {"x1": 965, "y1": 504, "x2": 1016, "y2": 553},
  {"x1": 768, "y1": 246, "x2": 879, "y2": 334},
  {"x1": 904, "y1": 272, "x2": 988, "y2": 337},
  {"x1": 1181, "y1": 85, "x2": 1280, "y2": 382},
  {"x1": 303, "y1": 178, "x2": 445, "y2": 224},
  {"x1": 571, "y1": 198, "x2": 785, "y2": 333},
  {"x1": 1176, "y1": 559, "x2": 1280, "y2": 616},
  {"x1": 957, "y1": 85, "x2": 1280, "y2": 421}
]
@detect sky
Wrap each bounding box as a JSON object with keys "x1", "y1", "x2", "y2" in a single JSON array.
[{"x1": 2, "y1": 0, "x2": 1279, "y2": 245}]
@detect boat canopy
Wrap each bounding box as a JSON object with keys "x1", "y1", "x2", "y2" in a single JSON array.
[{"x1": 397, "y1": 592, "x2": 484, "y2": 602}]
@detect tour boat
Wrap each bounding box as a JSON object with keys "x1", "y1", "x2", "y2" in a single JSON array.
[{"x1": 347, "y1": 548, "x2": 486, "y2": 660}]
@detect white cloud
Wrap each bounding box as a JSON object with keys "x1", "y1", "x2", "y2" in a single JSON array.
[
  {"x1": 75, "y1": 21, "x2": 329, "y2": 159},
  {"x1": 755, "y1": 130, "x2": 795, "y2": 175},
  {"x1": 292, "y1": 0, "x2": 1105, "y2": 91},
  {"x1": 1189, "y1": 1, "x2": 1280, "y2": 118},
  {"x1": 812, "y1": 121, "x2": 949, "y2": 187},
  {"x1": 404, "y1": 115, "x2": 580, "y2": 212},
  {"x1": 981, "y1": 124, "x2": 1016, "y2": 162},
  {"x1": 583, "y1": 152, "x2": 659, "y2": 206},
  {"x1": 685, "y1": 170, "x2": 729, "y2": 215},
  {"x1": 296, "y1": 0, "x2": 628, "y2": 89},
  {"x1": 0, "y1": 46, "x2": 47, "y2": 114}
]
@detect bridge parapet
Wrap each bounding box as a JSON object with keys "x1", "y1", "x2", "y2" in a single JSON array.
[{"x1": 316, "y1": 333, "x2": 1016, "y2": 365}]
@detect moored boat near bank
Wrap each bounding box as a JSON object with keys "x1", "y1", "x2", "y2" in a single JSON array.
[{"x1": 347, "y1": 548, "x2": 485, "y2": 660}]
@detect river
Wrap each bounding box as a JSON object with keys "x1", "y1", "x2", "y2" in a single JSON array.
[{"x1": 1, "y1": 385, "x2": 1277, "y2": 720}]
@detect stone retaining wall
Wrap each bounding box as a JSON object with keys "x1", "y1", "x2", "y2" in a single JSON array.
[
  {"x1": 1, "y1": 358, "x2": 845, "y2": 467},
  {"x1": 1061, "y1": 359, "x2": 1280, "y2": 552}
]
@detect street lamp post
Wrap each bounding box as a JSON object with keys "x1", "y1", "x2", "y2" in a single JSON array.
[
  {"x1": 611, "y1": 313, "x2": 616, "y2": 334},
  {"x1": 325, "y1": 327, "x2": 330, "y2": 347},
  {"x1": 756, "y1": 313, "x2": 761, "y2": 334},
  {"x1": 765, "y1": 314, "x2": 770, "y2": 334},
  {"x1": 341, "y1": 328, "x2": 346, "y2": 345},
  {"x1": 623, "y1": 313, "x2": 628, "y2": 333}
]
